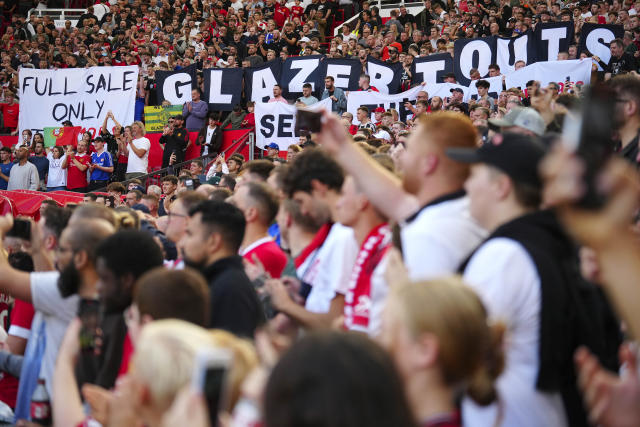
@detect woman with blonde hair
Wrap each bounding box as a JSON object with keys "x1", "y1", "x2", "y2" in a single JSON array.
[{"x1": 380, "y1": 276, "x2": 504, "y2": 427}]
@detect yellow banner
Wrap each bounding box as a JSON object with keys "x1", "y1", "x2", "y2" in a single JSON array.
[{"x1": 143, "y1": 105, "x2": 182, "y2": 132}]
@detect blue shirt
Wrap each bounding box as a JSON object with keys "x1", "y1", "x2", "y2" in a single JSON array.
[
  {"x1": 28, "y1": 155, "x2": 49, "y2": 182},
  {"x1": 90, "y1": 151, "x2": 113, "y2": 181},
  {"x1": 0, "y1": 162, "x2": 12, "y2": 190}
]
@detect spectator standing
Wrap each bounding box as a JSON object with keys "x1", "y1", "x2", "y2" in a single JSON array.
[
  {"x1": 46, "y1": 146, "x2": 67, "y2": 192},
  {"x1": 125, "y1": 121, "x2": 150, "y2": 181},
  {"x1": 28, "y1": 140, "x2": 49, "y2": 191},
  {"x1": 62, "y1": 141, "x2": 91, "y2": 193},
  {"x1": 158, "y1": 175, "x2": 179, "y2": 217},
  {"x1": 269, "y1": 84, "x2": 288, "y2": 103},
  {"x1": 180, "y1": 200, "x2": 265, "y2": 337},
  {"x1": 296, "y1": 83, "x2": 319, "y2": 106},
  {"x1": 7, "y1": 146, "x2": 39, "y2": 191},
  {"x1": 160, "y1": 115, "x2": 190, "y2": 168},
  {"x1": 88, "y1": 137, "x2": 114, "y2": 191},
  {"x1": 196, "y1": 112, "x2": 223, "y2": 158},
  {"x1": 0, "y1": 147, "x2": 12, "y2": 190},
  {"x1": 234, "y1": 182, "x2": 289, "y2": 278},
  {"x1": 321, "y1": 76, "x2": 347, "y2": 114},
  {"x1": 183, "y1": 88, "x2": 208, "y2": 131},
  {"x1": 221, "y1": 105, "x2": 248, "y2": 130},
  {"x1": 0, "y1": 91, "x2": 19, "y2": 135}
]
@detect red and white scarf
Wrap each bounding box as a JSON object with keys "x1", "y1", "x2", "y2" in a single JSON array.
[{"x1": 344, "y1": 224, "x2": 391, "y2": 331}]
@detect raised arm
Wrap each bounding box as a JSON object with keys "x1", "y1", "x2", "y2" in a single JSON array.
[{"x1": 317, "y1": 111, "x2": 420, "y2": 222}]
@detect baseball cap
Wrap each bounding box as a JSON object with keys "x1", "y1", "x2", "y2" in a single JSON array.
[
  {"x1": 450, "y1": 87, "x2": 464, "y2": 94},
  {"x1": 488, "y1": 107, "x2": 546, "y2": 137},
  {"x1": 446, "y1": 133, "x2": 546, "y2": 188},
  {"x1": 374, "y1": 107, "x2": 385, "y2": 113},
  {"x1": 207, "y1": 176, "x2": 221, "y2": 186},
  {"x1": 299, "y1": 36, "x2": 311, "y2": 43},
  {"x1": 266, "y1": 142, "x2": 279, "y2": 150}
]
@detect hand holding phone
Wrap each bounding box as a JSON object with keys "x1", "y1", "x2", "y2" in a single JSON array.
[
  {"x1": 192, "y1": 349, "x2": 232, "y2": 427},
  {"x1": 295, "y1": 108, "x2": 322, "y2": 135}
]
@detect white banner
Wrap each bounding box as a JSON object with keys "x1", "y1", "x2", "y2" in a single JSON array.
[
  {"x1": 505, "y1": 59, "x2": 592, "y2": 92},
  {"x1": 255, "y1": 98, "x2": 332, "y2": 149},
  {"x1": 18, "y1": 66, "x2": 139, "y2": 137},
  {"x1": 346, "y1": 84, "x2": 472, "y2": 125}
]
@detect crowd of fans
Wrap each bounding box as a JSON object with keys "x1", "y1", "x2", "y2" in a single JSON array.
[{"x1": 1, "y1": 0, "x2": 640, "y2": 427}]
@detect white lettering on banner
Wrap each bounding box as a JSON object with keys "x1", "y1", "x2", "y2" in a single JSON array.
[
  {"x1": 496, "y1": 36, "x2": 529, "y2": 74},
  {"x1": 251, "y1": 68, "x2": 279, "y2": 103},
  {"x1": 540, "y1": 27, "x2": 568, "y2": 62},
  {"x1": 459, "y1": 40, "x2": 493, "y2": 79},
  {"x1": 367, "y1": 62, "x2": 394, "y2": 95},
  {"x1": 326, "y1": 64, "x2": 353, "y2": 89},
  {"x1": 255, "y1": 98, "x2": 332, "y2": 149},
  {"x1": 289, "y1": 58, "x2": 320, "y2": 92},
  {"x1": 161, "y1": 72, "x2": 193, "y2": 104},
  {"x1": 585, "y1": 28, "x2": 616, "y2": 69},
  {"x1": 207, "y1": 70, "x2": 233, "y2": 104},
  {"x1": 18, "y1": 66, "x2": 138, "y2": 136},
  {"x1": 414, "y1": 60, "x2": 447, "y2": 86}
]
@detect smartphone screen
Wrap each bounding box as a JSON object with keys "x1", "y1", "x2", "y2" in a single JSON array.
[
  {"x1": 295, "y1": 109, "x2": 322, "y2": 135},
  {"x1": 192, "y1": 350, "x2": 232, "y2": 427},
  {"x1": 6, "y1": 218, "x2": 31, "y2": 240},
  {"x1": 78, "y1": 298, "x2": 100, "y2": 353}
]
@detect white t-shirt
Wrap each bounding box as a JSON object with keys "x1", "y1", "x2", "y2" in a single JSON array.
[
  {"x1": 462, "y1": 238, "x2": 567, "y2": 427},
  {"x1": 302, "y1": 223, "x2": 358, "y2": 314},
  {"x1": 127, "y1": 137, "x2": 150, "y2": 174},
  {"x1": 400, "y1": 195, "x2": 486, "y2": 281},
  {"x1": 31, "y1": 271, "x2": 80, "y2": 397},
  {"x1": 46, "y1": 152, "x2": 67, "y2": 188}
]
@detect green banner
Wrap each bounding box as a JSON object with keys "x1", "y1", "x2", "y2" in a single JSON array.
[{"x1": 144, "y1": 105, "x2": 182, "y2": 132}]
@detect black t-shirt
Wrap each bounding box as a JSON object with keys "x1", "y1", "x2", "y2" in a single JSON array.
[
  {"x1": 607, "y1": 53, "x2": 637, "y2": 76},
  {"x1": 398, "y1": 13, "x2": 415, "y2": 26},
  {"x1": 145, "y1": 78, "x2": 158, "y2": 106}
]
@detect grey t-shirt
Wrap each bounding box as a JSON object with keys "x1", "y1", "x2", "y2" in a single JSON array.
[
  {"x1": 30, "y1": 271, "x2": 79, "y2": 396},
  {"x1": 7, "y1": 162, "x2": 39, "y2": 190}
]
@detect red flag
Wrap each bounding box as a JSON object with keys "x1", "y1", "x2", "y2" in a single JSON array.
[{"x1": 45, "y1": 126, "x2": 81, "y2": 147}]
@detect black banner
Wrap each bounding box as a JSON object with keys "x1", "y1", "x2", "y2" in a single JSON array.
[
  {"x1": 203, "y1": 68, "x2": 244, "y2": 111},
  {"x1": 453, "y1": 37, "x2": 497, "y2": 86},
  {"x1": 411, "y1": 53, "x2": 454, "y2": 85},
  {"x1": 494, "y1": 32, "x2": 536, "y2": 74},
  {"x1": 534, "y1": 22, "x2": 574, "y2": 62},
  {"x1": 319, "y1": 57, "x2": 361, "y2": 92},
  {"x1": 578, "y1": 23, "x2": 625, "y2": 67},
  {"x1": 281, "y1": 55, "x2": 326, "y2": 99},
  {"x1": 244, "y1": 59, "x2": 282, "y2": 103},
  {"x1": 155, "y1": 63, "x2": 197, "y2": 106},
  {"x1": 366, "y1": 57, "x2": 403, "y2": 94}
]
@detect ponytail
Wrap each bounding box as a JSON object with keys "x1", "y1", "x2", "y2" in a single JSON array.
[{"x1": 466, "y1": 322, "x2": 506, "y2": 406}]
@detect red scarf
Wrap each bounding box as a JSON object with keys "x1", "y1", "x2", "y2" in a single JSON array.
[
  {"x1": 294, "y1": 223, "x2": 332, "y2": 268},
  {"x1": 344, "y1": 224, "x2": 391, "y2": 330}
]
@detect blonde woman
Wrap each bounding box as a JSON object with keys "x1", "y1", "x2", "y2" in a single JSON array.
[{"x1": 379, "y1": 277, "x2": 504, "y2": 427}]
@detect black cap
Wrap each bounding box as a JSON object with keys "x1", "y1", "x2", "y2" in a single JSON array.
[
  {"x1": 173, "y1": 114, "x2": 185, "y2": 121},
  {"x1": 450, "y1": 87, "x2": 464, "y2": 93},
  {"x1": 446, "y1": 133, "x2": 546, "y2": 188}
]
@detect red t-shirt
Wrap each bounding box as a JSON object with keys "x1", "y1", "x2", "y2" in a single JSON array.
[
  {"x1": 0, "y1": 102, "x2": 19, "y2": 128},
  {"x1": 117, "y1": 332, "x2": 134, "y2": 377},
  {"x1": 291, "y1": 5, "x2": 304, "y2": 18},
  {"x1": 274, "y1": 4, "x2": 290, "y2": 28},
  {"x1": 349, "y1": 124, "x2": 358, "y2": 135},
  {"x1": 242, "y1": 238, "x2": 288, "y2": 278},
  {"x1": 67, "y1": 153, "x2": 91, "y2": 189},
  {"x1": 0, "y1": 299, "x2": 35, "y2": 408}
]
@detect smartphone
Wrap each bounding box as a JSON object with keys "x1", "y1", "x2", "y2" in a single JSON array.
[
  {"x1": 191, "y1": 349, "x2": 233, "y2": 427},
  {"x1": 295, "y1": 108, "x2": 322, "y2": 135},
  {"x1": 185, "y1": 179, "x2": 194, "y2": 190},
  {"x1": 562, "y1": 83, "x2": 616, "y2": 208},
  {"x1": 6, "y1": 218, "x2": 31, "y2": 240},
  {"x1": 78, "y1": 298, "x2": 100, "y2": 354}
]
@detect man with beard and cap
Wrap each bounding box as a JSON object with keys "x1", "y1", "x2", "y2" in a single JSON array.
[
  {"x1": 0, "y1": 215, "x2": 114, "y2": 422},
  {"x1": 75, "y1": 230, "x2": 164, "y2": 390},
  {"x1": 160, "y1": 115, "x2": 190, "y2": 168},
  {"x1": 179, "y1": 200, "x2": 264, "y2": 337}
]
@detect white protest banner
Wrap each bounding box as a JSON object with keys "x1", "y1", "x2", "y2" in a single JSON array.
[
  {"x1": 19, "y1": 66, "x2": 138, "y2": 137},
  {"x1": 255, "y1": 98, "x2": 333, "y2": 149},
  {"x1": 426, "y1": 82, "x2": 472, "y2": 103},
  {"x1": 505, "y1": 59, "x2": 591, "y2": 91},
  {"x1": 347, "y1": 85, "x2": 425, "y2": 125}
]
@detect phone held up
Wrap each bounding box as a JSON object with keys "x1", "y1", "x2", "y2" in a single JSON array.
[
  {"x1": 561, "y1": 83, "x2": 616, "y2": 209},
  {"x1": 6, "y1": 218, "x2": 31, "y2": 240},
  {"x1": 191, "y1": 348, "x2": 233, "y2": 427},
  {"x1": 295, "y1": 108, "x2": 323, "y2": 135},
  {"x1": 78, "y1": 298, "x2": 101, "y2": 354}
]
